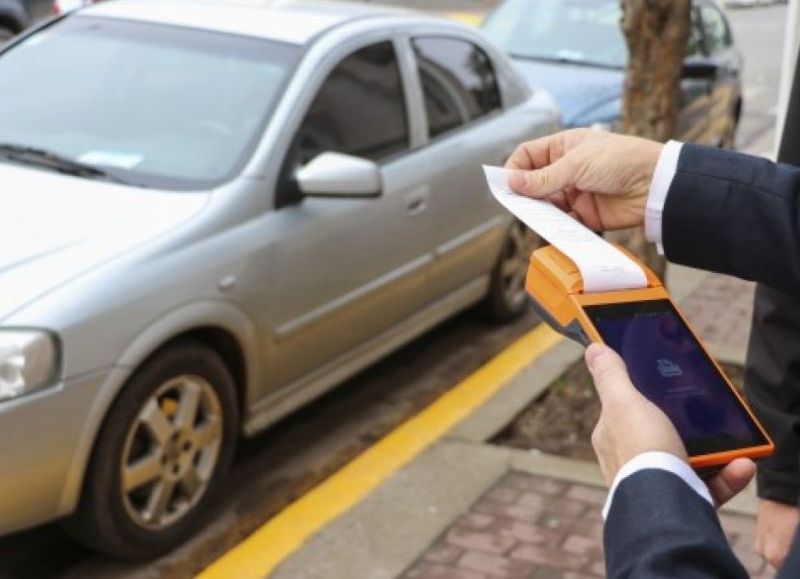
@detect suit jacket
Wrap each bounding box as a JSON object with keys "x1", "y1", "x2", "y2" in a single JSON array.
[
  {"x1": 662, "y1": 143, "x2": 800, "y2": 295},
  {"x1": 605, "y1": 120, "x2": 800, "y2": 578},
  {"x1": 604, "y1": 469, "x2": 800, "y2": 578}
]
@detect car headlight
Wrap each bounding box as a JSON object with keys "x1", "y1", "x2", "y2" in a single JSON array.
[{"x1": 0, "y1": 331, "x2": 60, "y2": 402}]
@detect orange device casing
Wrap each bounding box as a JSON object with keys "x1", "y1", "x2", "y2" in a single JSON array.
[{"x1": 526, "y1": 244, "x2": 774, "y2": 470}]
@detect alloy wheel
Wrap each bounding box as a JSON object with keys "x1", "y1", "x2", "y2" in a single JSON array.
[
  {"x1": 500, "y1": 222, "x2": 541, "y2": 310},
  {"x1": 120, "y1": 375, "x2": 223, "y2": 530}
]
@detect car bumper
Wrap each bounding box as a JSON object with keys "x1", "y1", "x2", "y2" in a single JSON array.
[{"x1": 0, "y1": 367, "x2": 125, "y2": 535}]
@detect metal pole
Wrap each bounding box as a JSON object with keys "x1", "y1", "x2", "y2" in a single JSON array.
[{"x1": 775, "y1": 0, "x2": 800, "y2": 155}]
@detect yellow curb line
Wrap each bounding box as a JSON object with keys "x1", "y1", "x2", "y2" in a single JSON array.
[
  {"x1": 445, "y1": 11, "x2": 485, "y2": 27},
  {"x1": 198, "y1": 323, "x2": 563, "y2": 579}
]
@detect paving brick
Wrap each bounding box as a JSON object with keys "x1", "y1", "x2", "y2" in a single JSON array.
[
  {"x1": 571, "y1": 519, "x2": 603, "y2": 541},
  {"x1": 411, "y1": 472, "x2": 763, "y2": 579},
  {"x1": 491, "y1": 518, "x2": 563, "y2": 547},
  {"x1": 457, "y1": 513, "x2": 495, "y2": 530},
  {"x1": 509, "y1": 543, "x2": 589, "y2": 571},
  {"x1": 405, "y1": 562, "x2": 488, "y2": 579},
  {"x1": 518, "y1": 492, "x2": 586, "y2": 517},
  {"x1": 532, "y1": 568, "x2": 598, "y2": 579},
  {"x1": 681, "y1": 275, "x2": 755, "y2": 349},
  {"x1": 424, "y1": 544, "x2": 465, "y2": 565},
  {"x1": 485, "y1": 486, "x2": 521, "y2": 504},
  {"x1": 474, "y1": 499, "x2": 543, "y2": 524},
  {"x1": 536, "y1": 509, "x2": 588, "y2": 532},
  {"x1": 565, "y1": 485, "x2": 607, "y2": 506},
  {"x1": 502, "y1": 472, "x2": 567, "y2": 496},
  {"x1": 446, "y1": 527, "x2": 516, "y2": 554},
  {"x1": 562, "y1": 534, "x2": 603, "y2": 557},
  {"x1": 458, "y1": 550, "x2": 535, "y2": 578}
]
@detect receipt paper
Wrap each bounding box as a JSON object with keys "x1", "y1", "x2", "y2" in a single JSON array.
[{"x1": 483, "y1": 165, "x2": 647, "y2": 293}]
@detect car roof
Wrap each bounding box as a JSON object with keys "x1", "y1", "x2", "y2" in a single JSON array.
[{"x1": 81, "y1": 0, "x2": 422, "y2": 45}]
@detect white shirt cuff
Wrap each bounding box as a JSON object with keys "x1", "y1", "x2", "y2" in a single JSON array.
[
  {"x1": 601, "y1": 450, "x2": 713, "y2": 520},
  {"x1": 645, "y1": 140, "x2": 683, "y2": 255}
]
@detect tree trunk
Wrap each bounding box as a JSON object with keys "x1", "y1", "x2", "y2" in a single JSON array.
[{"x1": 606, "y1": 0, "x2": 692, "y2": 281}]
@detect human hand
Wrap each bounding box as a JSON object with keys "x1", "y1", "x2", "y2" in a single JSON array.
[
  {"x1": 587, "y1": 343, "x2": 755, "y2": 506},
  {"x1": 505, "y1": 128, "x2": 663, "y2": 231},
  {"x1": 756, "y1": 498, "x2": 800, "y2": 569}
]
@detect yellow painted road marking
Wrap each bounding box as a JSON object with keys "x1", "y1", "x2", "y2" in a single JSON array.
[
  {"x1": 199, "y1": 323, "x2": 563, "y2": 579},
  {"x1": 446, "y1": 11, "x2": 485, "y2": 27}
]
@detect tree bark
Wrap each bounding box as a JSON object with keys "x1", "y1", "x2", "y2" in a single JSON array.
[{"x1": 607, "y1": 0, "x2": 692, "y2": 280}]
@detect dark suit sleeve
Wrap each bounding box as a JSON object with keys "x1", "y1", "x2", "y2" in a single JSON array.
[
  {"x1": 662, "y1": 144, "x2": 800, "y2": 294},
  {"x1": 604, "y1": 469, "x2": 747, "y2": 579}
]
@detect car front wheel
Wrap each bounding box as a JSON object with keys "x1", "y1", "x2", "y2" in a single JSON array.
[
  {"x1": 64, "y1": 341, "x2": 238, "y2": 559},
  {"x1": 482, "y1": 220, "x2": 543, "y2": 323}
]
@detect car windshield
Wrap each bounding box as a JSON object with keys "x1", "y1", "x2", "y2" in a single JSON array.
[
  {"x1": 482, "y1": 0, "x2": 626, "y2": 69},
  {"x1": 0, "y1": 16, "x2": 300, "y2": 190}
]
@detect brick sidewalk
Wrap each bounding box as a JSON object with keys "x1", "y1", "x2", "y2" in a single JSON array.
[
  {"x1": 402, "y1": 472, "x2": 774, "y2": 579},
  {"x1": 682, "y1": 274, "x2": 756, "y2": 353}
]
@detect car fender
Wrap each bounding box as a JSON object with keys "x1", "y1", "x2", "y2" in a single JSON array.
[{"x1": 58, "y1": 299, "x2": 263, "y2": 515}]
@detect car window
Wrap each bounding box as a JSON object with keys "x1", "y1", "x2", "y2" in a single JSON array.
[
  {"x1": 297, "y1": 41, "x2": 408, "y2": 165},
  {"x1": 482, "y1": 0, "x2": 627, "y2": 69},
  {"x1": 700, "y1": 5, "x2": 731, "y2": 54},
  {"x1": 0, "y1": 16, "x2": 300, "y2": 191},
  {"x1": 412, "y1": 37, "x2": 501, "y2": 140},
  {"x1": 686, "y1": 8, "x2": 704, "y2": 58}
]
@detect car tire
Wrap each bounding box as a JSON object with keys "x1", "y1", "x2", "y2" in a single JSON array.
[
  {"x1": 721, "y1": 100, "x2": 742, "y2": 149},
  {"x1": 481, "y1": 220, "x2": 543, "y2": 323},
  {"x1": 63, "y1": 341, "x2": 239, "y2": 560},
  {"x1": 0, "y1": 27, "x2": 14, "y2": 44}
]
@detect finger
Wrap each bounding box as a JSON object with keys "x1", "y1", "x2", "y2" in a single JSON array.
[
  {"x1": 585, "y1": 343, "x2": 635, "y2": 407},
  {"x1": 707, "y1": 458, "x2": 756, "y2": 507},
  {"x1": 508, "y1": 155, "x2": 575, "y2": 199},
  {"x1": 504, "y1": 134, "x2": 565, "y2": 171},
  {"x1": 546, "y1": 190, "x2": 570, "y2": 212}
]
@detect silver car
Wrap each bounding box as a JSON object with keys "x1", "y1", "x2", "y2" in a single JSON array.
[{"x1": 0, "y1": 0, "x2": 558, "y2": 558}]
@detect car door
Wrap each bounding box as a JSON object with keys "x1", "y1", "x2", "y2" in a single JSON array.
[
  {"x1": 697, "y1": 1, "x2": 742, "y2": 146},
  {"x1": 677, "y1": 6, "x2": 715, "y2": 143},
  {"x1": 408, "y1": 35, "x2": 512, "y2": 299},
  {"x1": 262, "y1": 40, "x2": 435, "y2": 389}
]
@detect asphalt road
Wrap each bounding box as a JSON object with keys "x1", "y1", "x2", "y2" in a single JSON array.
[{"x1": 0, "y1": 3, "x2": 789, "y2": 578}]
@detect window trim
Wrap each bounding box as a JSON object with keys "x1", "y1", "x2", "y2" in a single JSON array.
[
  {"x1": 698, "y1": 3, "x2": 732, "y2": 56},
  {"x1": 274, "y1": 36, "x2": 414, "y2": 209},
  {"x1": 409, "y1": 34, "x2": 505, "y2": 146}
]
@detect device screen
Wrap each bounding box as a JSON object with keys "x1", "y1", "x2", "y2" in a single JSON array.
[{"x1": 585, "y1": 299, "x2": 767, "y2": 456}]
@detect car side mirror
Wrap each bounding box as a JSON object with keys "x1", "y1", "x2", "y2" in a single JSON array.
[
  {"x1": 682, "y1": 61, "x2": 718, "y2": 80},
  {"x1": 295, "y1": 152, "x2": 382, "y2": 198}
]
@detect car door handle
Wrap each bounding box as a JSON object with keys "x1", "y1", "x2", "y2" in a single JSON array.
[{"x1": 407, "y1": 196, "x2": 428, "y2": 216}]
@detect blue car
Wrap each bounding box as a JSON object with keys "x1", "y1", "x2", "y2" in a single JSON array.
[{"x1": 483, "y1": 0, "x2": 743, "y2": 147}]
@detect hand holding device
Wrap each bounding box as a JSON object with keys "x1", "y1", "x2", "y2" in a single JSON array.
[
  {"x1": 504, "y1": 128, "x2": 662, "y2": 231},
  {"x1": 587, "y1": 343, "x2": 755, "y2": 505},
  {"x1": 756, "y1": 498, "x2": 800, "y2": 569},
  {"x1": 526, "y1": 244, "x2": 774, "y2": 469}
]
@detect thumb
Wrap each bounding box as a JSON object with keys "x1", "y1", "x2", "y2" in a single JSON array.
[
  {"x1": 585, "y1": 344, "x2": 635, "y2": 406},
  {"x1": 508, "y1": 155, "x2": 574, "y2": 198}
]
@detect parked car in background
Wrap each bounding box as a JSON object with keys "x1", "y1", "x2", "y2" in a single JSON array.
[
  {"x1": 0, "y1": 0, "x2": 55, "y2": 41},
  {"x1": 483, "y1": 0, "x2": 743, "y2": 147},
  {"x1": 0, "y1": 0, "x2": 559, "y2": 559},
  {"x1": 52, "y1": 0, "x2": 97, "y2": 15}
]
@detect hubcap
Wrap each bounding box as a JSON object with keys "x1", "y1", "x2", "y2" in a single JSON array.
[
  {"x1": 500, "y1": 222, "x2": 542, "y2": 309},
  {"x1": 120, "y1": 376, "x2": 223, "y2": 530}
]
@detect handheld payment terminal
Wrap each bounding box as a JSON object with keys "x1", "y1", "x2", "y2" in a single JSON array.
[{"x1": 527, "y1": 244, "x2": 774, "y2": 470}]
